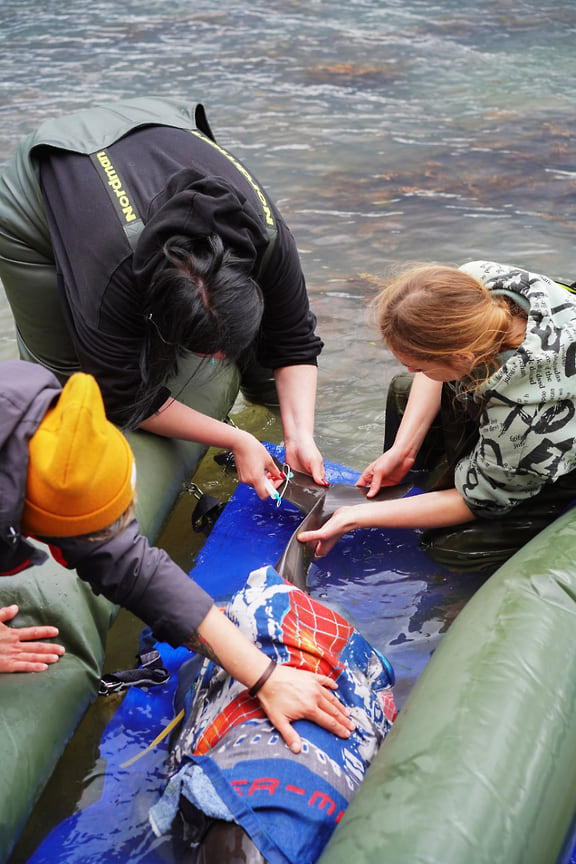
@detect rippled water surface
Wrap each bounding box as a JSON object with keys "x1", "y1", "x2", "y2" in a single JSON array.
[
  {"x1": 2, "y1": 0, "x2": 576, "y2": 465},
  {"x1": 2, "y1": 0, "x2": 575, "y2": 859}
]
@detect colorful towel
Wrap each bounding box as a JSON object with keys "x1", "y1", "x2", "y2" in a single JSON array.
[{"x1": 150, "y1": 566, "x2": 396, "y2": 864}]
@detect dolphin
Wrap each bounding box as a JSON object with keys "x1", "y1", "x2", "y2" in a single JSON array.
[
  {"x1": 193, "y1": 819, "x2": 268, "y2": 864},
  {"x1": 174, "y1": 464, "x2": 412, "y2": 862},
  {"x1": 273, "y1": 460, "x2": 413, "y2": 591}
]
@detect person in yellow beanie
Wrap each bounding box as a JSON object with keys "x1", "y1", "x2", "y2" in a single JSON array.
[
  {"x1": 0, "y1": 360, "x2": 353, "y2": 754},
  {"x1": 22, "y1": 370, "x2": 137, "y2": 540}
]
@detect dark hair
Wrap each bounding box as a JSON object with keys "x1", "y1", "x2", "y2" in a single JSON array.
[{"x1": 139, "y1": 233, "x2": 264, "y2": 400}]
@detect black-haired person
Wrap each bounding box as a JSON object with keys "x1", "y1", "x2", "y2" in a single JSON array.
[
  {"x1": 0, "y1": 360, "x2": 353, "y2": 752},
  {"x1": 0, "y1": 98, "x2": 326, "y2": 499}
]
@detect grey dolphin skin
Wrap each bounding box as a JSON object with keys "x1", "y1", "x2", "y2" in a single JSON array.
[
  {"x1": 274, "y1": 461, "x2": 412, "y2": 591},
  {"x1": 183, "y1": 817, "x2": 268, "y2": 864}
]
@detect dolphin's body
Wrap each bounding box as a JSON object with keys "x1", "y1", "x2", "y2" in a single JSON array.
[
  {"x1": 275, "y1": 463, "x2": 412, "y2": 590},
  {"x1": 176, "y1": 467, "x2": 411, "y2": 863}
]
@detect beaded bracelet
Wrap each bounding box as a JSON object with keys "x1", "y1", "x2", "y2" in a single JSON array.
[{"x1": 248, "y1": 659, "x2": 277, "y2": 697}]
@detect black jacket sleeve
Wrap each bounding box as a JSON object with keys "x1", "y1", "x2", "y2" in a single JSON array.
[
  {"x1": 255, "y1": 217, "x2": 323, "y2": 369},
  {"x1": 46, "y1": 519, "x2": 214, "y2": 647}
]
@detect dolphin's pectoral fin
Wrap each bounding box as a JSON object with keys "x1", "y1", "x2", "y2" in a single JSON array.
[{"x1": 275, "y1": 480, "x2": 414, "y2": 592}]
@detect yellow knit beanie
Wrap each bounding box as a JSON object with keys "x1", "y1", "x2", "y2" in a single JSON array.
[{"x1": 22, "y1": 372, "x2": 136, "y2": 538}]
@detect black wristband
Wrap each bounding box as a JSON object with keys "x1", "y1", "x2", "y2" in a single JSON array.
[{"x1": 248, "y1": 659, "x2": 277, "y2": 697}]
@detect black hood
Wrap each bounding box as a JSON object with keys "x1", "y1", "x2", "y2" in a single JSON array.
[{"x1": 132, "y1": 171, "x2": 270, "y2": 292}]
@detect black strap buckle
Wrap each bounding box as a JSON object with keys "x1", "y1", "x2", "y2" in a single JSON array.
[
  {"x1": 185, "y1": 481, "x2": 226, "y2": 535},
  {"x1": 98, "y1": 648, "x2": 170, "y2": 696}
]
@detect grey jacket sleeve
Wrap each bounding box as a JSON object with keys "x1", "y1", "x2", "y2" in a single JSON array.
[{"x1": 47, "y1": 519, "x2": 214, "y2": 647}]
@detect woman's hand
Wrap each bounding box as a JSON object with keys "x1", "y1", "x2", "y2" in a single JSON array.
[
  {"x1": 256, "y1": 663, "x2": 355, "y2": 754},
  {"x1": 357, "y1": 373, "x2": 443, "y2": 496},
  {"x1": 298, "y1": 506, "x2": 358, "y2": 558},
  {"x1": 232, "y1": 430, "x2": 285, "y2": 498},
  {"x1": 357, "y1": 448, "x2": 415, "y2": 496},
  {"x1": 285, "y1": 435, "x2": 328, "y2": 487},
  {"x1": 0, "y1": 605, "x2": 65, "y2": 673}
]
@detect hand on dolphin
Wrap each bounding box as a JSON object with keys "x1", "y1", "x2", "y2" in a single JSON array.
[
  {"x1": 255, "y1": 663, "x2": 355, "y2": 754},
  {"x1": 298, "y1": 505, "x2": 360, "y2": 558},
  {"x1": 357, "y1": 447, "x2": 416, "y2": 496},
  {"x1": 284, "y1": 435, "x2": 329, "y2": 488},
  {"x1": 187, "y1": 605, "x2": 355, "y2": 756}
]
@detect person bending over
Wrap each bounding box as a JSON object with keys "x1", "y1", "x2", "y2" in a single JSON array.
[
  {"x1": 0, "y1": 98, "x2": 327, "y2": 498},
  {"x1": 299, "y1": 261, "x2": 576, "y2": 571}
]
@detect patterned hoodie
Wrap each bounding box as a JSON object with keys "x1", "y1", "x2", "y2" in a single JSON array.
[{"x1": 454, "y1": 260, "x2": 576, "y2": 517}]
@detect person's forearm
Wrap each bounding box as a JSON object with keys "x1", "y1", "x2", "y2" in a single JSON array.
[
  {"x1": 65, "y1": 522, "x2": 215, "y2": 648},
  {"x1": 274, "y1": 364, "x2": 326, "y2": 482},
  {"x1": 347, "y1": 487, "x2": 474, "y2": 532},
  {"x1": 299, "y1": 487, "x2": 476, "y2": 557},
  {"x1": 184, "y1": 605, "x2": 272, "y2": 688},
  {"x1": 392, "y1": 374, "x2": 443, "y2": 459},
  {"x1": 139, "y1": 397, "x2": 244, "y2": 448},
  {"x1": 140, "y1": 396, "x2": 282, "y2": 493},
  {"x1": 274, "y1": 365, "x2": 318, "y2": 445}
]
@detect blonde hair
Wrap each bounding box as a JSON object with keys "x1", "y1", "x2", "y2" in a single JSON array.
[
  {"x1": 375, "y1": 265, "x2": 521, "y2": 383},
  {"x1": 77, "y1": 499, "x2": 136, "y2": 543}
]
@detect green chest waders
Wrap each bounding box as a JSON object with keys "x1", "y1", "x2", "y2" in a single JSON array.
[{"x1": 0, "y1": 98, "x2": 199, "y2": 380}]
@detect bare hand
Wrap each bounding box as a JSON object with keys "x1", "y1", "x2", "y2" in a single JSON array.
[
  {"x1": 284, "y1": 437, "x2": 328, "y2": 487},
  {"x1": 297, "y1": 506, "x2": 357, "y2": 558},
  {"x1": 232, "y1": 431, "x2": 284, "y2": 498},
  {"x1": 357, "y1": 449, "x2": 415, "y2": 496},
  {"x1": 256, "y1": 663, "x2": 355, "y2": 754},
  {"x1": 0, "y1": 605, "x2": 65, "y2": 673}
]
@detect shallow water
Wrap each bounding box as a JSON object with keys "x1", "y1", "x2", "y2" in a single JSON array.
[
  {"x1": 2, "y1": 0, "x2": 576, "y2": 468},
  {"x1": 1, "y1": 0, "x2": 576, "y2": 859}
]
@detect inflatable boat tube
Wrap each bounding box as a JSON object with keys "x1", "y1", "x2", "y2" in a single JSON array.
[
  {"x1": 0, "y1": 355, "x2": 240, "y2": 864},
  {"x1": 319, "y1": 506, "x2": 576, "y2": 864}
]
